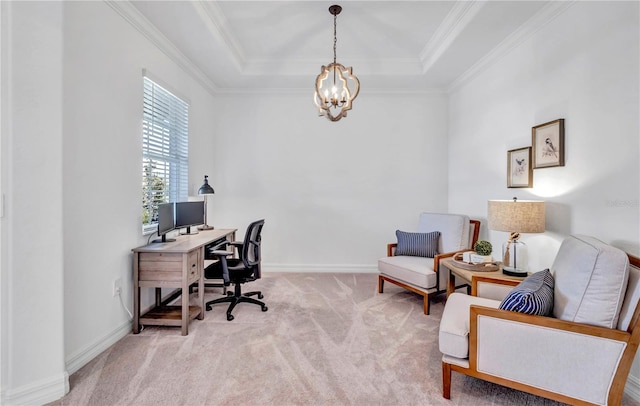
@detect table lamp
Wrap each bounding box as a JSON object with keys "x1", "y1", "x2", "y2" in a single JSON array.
[
  {"x1": 197, "y1": 175, "x2": 215, "y2": 230},
  {"x1": 487, "y1": 198, "x2": 545, "y2": 276}
]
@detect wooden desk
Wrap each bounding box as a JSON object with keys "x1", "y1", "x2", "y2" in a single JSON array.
[
  {"x1": 132, "y1": 228, "x2": 236, "y2": 335},
  {"x1": 442, "y1": 257, "x2": 526, "y2": 298}
]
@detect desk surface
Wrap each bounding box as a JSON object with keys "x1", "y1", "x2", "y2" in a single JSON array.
[{"x1": 133, "y1": 228, "x2": 237, "y2": 253}]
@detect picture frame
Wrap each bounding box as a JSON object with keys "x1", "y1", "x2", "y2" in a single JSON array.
[
  {"x1": 507, "y1": 146, "x2": 532, "y2": 188},
  {"x1": 532, "y1": 118, "x2": 565, "y2": 168}
]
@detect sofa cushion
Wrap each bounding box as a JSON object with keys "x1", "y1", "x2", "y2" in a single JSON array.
[
  {"x1": 552, "y1": 235, "x2": 630, "y2": 329},
  {"x1": 378, "y1": 255, "x2": 436, "y2": 290},
  {"x1": 395, "y1": 230, "x2": 440, "y2": 257},
  {"x1": 439, "y1": 293, "x2": 500, "y2": 359},
  {"x1": 417, "y1": 213, "x2": 470, "y2": 254},
  {"x1": 499, "y1": 269, "x2": 554, "y2": 316}
]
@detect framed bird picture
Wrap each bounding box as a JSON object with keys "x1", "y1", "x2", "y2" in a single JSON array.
[
  {"x1": 532, "y1": 118, "x2": 565, "y2": 168},
  {"x1": 507, "y1": 146, "x2": 532, "y2": 188}
]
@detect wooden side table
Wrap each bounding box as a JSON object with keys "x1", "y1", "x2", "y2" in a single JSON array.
[{"x1": 441, "y1": 257, "x2": 527, "y2": 298}]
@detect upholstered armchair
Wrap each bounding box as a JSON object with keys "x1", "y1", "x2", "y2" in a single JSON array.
[
  {"x1": 439, "y1": 235, "x2": 640, "y2": 405},
  {"x1": 378, "y1": 213, "x2": 480, "y2": 315}
]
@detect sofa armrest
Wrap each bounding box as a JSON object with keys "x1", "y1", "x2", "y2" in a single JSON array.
[
  {"x1": 469, "y1": 305, "x2": 630, "y2": 404},
  {"x1": 471, "y1": 276, "x2": 520, "y2": 300}
]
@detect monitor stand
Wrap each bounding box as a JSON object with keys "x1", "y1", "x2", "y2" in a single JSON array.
[
  {"x1": 180, "y1": 226, "x2": 199, "y2": 235},
  {"x1": 152, "y1": 234, "x2": 176, "y2": 243}
]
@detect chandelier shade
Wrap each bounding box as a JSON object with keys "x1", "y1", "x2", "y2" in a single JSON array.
[{"x1": 313, "y1": 5, "x2": 360, "y2": 122}]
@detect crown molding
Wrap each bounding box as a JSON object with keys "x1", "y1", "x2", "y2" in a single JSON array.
[
  {"x1": 212, "y1": 86, "x2": 445, "y2": 96},
  {"x1": 447, "y1": 1, "x2": 576, "y2": 93},
  {"x1": 191, "y1": 1, "x2": 246, "y2": 72},
  {"x1": 244, "y1": 57, "x2": 423, "y2": 76},
  {"x1": 105, "y1": 1, "x2": 574, "y2": 97},
  {"x1": 420, "y1": 1, "x2": 487, "y2": 74},
  {"x1": 104, "y1": 0, "x2": 219, "y2": 96}
]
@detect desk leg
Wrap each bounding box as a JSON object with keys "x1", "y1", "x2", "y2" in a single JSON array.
[
  {"x1": 197, "y1": 276, "x2": 204, "y2": 320},
  {"x1": 133, "y1": 252, "x2": 140, "y2": 334},
  {"x1": 181, "y1": 278, "x2": 189, "y2": 336},
  {"x1": 446, "y1": 268, "x2": 455, "y2": 298},
  {"x1": 197, "y1": 248, "x2": 204, "y2": 320}
]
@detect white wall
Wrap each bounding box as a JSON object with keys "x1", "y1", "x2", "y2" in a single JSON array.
[
  {"x1": 209, "y1": 92, "x2": 449, "y2": 271},
  {"x1": 0, "y1": 2, "x2": 67, "y2": 404},
  {"x1": 62, "y1": 0, "x2": 219, "y2": 369},
  {"x1": 1, "y1": 1, "x2": 219, "y2": 404},
  {"x1": 449, "y1": 1, "x2": 640, "y2": 261},
  {"x1": 447, "y1": 0, "x2": 640, "y2": 391}
]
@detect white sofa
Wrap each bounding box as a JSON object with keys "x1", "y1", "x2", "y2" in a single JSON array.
[
  {"x1": 378, "y1": 213, "x2": 480, "y2": 315},
  {"x1": 439, "y1": 235, "x2": 640, "y2": 405}
]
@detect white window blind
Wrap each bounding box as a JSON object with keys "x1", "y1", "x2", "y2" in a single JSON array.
[{"x1": 142, "y1": 76, "x2": 189, "y2": 233}]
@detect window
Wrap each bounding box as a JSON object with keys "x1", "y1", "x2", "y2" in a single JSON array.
[{"x1": 141, "y1": 76, "x2": 189, "y2": 234}]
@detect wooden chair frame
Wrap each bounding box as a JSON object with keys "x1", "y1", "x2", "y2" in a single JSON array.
[
  {"x1": 378, "y1": 219, "x2": 480, "y2": 315},
  {"x1": 442, "y1": 253, "x2": 640, "y2": 406}
]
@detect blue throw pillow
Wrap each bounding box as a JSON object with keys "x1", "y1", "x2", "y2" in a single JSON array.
[
  {"x1": 395, "y1": 230, "x2": 440, "y2": 258},
  {"x1": 499, "y1": 269, "x2": 554, "y2": 316}
]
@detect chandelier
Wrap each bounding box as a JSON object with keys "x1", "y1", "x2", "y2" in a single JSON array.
[{"x1": 313, "y1": 5, "x2": 360, "y2": 122}]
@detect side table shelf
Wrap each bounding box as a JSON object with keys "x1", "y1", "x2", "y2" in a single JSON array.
[{"x1": 140, "y1": 305, "x2": 202, "y2": 326}]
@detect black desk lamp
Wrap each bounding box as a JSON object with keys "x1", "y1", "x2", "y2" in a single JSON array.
[{"x1": 197, "y1": 175, "x2": 215, "y2": 230}]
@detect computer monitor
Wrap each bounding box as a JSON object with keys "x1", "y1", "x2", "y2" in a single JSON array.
[
  {"x1": 175, "y1": 201, "x2": 205, "y2": 235},
  {"x1": 153, "y1": 202, "x2": 176, "y2": 243}
]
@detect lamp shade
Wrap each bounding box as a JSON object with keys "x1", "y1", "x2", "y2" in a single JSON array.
[
  {"x1": 488, "y1": 199, "x2": 545, "y2": 233},
  {"x1": 198, "y1": 175, "x2": 215, "y2": 195}
]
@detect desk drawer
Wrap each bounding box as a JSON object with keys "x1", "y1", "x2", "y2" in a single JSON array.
[
  {"x1": 139, "y1": 252, "x2": 188, "y2": 282},
  {"x1": 138, "y1": 250, "x2": 201, "y2": 283}
]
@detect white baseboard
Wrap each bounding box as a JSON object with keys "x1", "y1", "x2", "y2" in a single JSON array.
[
  {"x1": 1, "y1": 371, "x2": 68, "y2": 406},
  {"x1": 65, "y1": 320, "x2": 131, "y2": 375},
  {"x1": 625, "y1": 373, "x2": 640, "y2": 402},
  {"x1": 2, "y1": 321, "x2": 131, "y2": 405},
  {"x1": 262, "y1": 263, "x2": 378, "y2": 273}
]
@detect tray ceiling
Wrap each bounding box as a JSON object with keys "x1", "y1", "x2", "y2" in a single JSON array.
[{"x1": 122, "y1": 1, "x2": 569, "y2": 94}]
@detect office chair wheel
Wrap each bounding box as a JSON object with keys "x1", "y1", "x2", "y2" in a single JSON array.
[
  {"x1": 206, "y1": 304, "x2": 212, "y2": 311},
  {"x1": 261, "y1": 305, "x2": 268, "y2": 312},
  {"x1": 227, "y1": 314, "x2": 234, "y2": 321},
  {"x1": 258, "y1": 293, "x2": 264, "y2": 299}
]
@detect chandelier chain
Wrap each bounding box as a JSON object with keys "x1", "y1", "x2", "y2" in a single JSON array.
[{"x1": 333, "y1": 13, "x2": 337, "y2": 64}]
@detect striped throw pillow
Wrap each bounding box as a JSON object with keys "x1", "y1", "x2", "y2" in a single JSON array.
[
  {"x1": 395, "y1": 230, "x2": 440, "y2": 258},
  {"x1": 499, "y1": 269, "x2": 554, "y2": 316}
]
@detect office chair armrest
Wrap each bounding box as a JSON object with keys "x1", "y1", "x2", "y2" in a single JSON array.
[{"x1": 204, "y1": 253, "x2": 231, "y2": 285}]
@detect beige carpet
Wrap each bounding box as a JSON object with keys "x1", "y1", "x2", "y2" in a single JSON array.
[{"x1": 49, "y1": 273, "x2": 640, "y2": 406}]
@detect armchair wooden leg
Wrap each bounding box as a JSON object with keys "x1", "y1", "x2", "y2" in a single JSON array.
[
  {"x1": 378, "y1": 275, "x2": 384, "y2": 293},
  {"x1": 423, "y1": 294, "x2": 430, "y2": 315},
  {"x1": 442, "y1": 361, "x2": 451, "y2": 399}
]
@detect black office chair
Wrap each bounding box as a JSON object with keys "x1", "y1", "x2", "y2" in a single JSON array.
[{"x1": 205, "y1": 219, "x2": 267, "y2": 321}]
